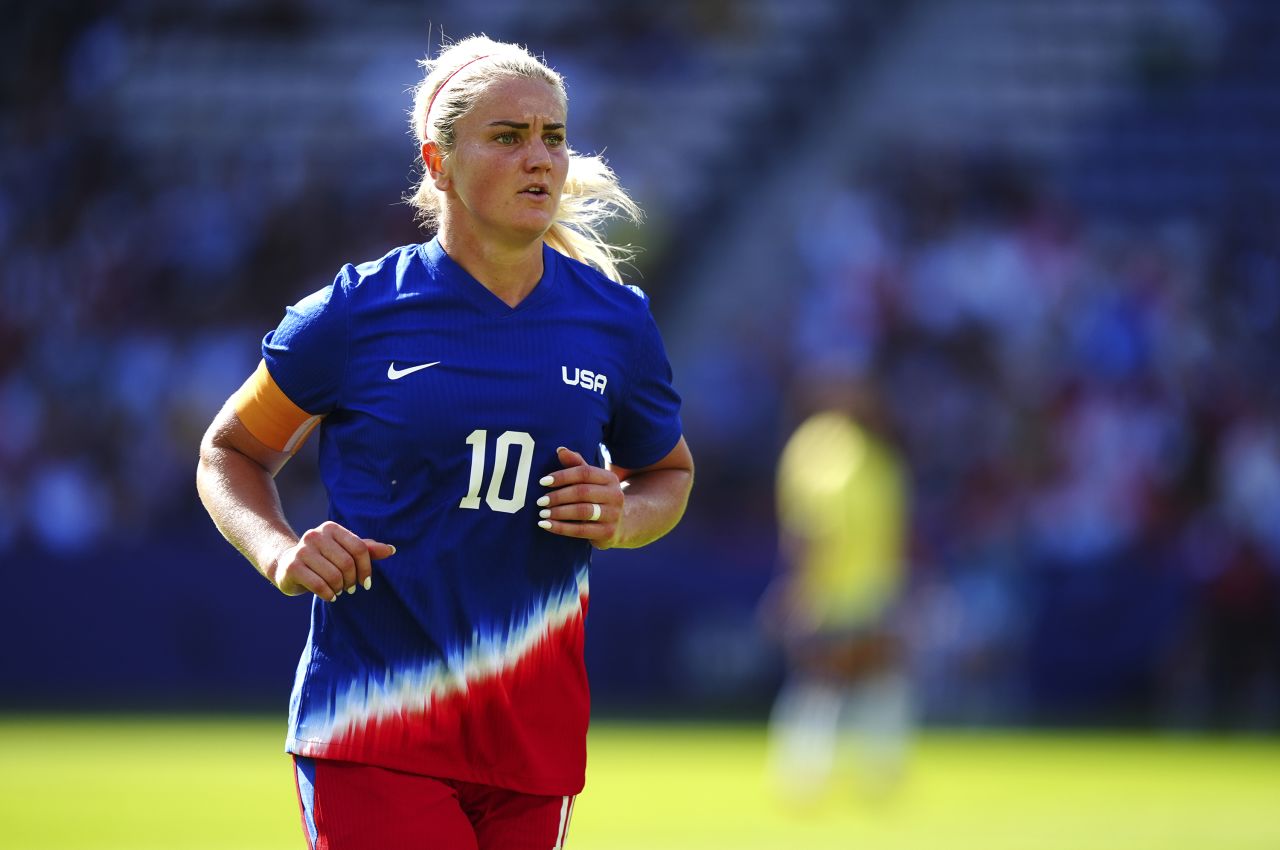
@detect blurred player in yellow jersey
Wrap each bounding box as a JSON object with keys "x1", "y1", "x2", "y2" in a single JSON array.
[{"x1": 763, "y1": 376, "x2": 911, "y2": 803}]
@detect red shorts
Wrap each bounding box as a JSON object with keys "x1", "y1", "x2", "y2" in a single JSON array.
[{"x1": 293, "y1": 757, "x2": 576, "y2": 850}]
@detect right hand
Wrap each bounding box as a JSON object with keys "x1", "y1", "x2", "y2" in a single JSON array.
[{"x1": 268, "y1": 520, "x2": 396, "y2": 602}]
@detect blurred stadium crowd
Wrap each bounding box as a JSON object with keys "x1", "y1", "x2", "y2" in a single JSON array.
[{"x1": 3, "y1": 0, "x2": 1278, "y2": 728}]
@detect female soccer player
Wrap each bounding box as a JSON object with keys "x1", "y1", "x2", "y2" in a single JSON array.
[
  {"x1": 196, "y1": 35, "x2": 693, "y2": 849},
  {"x1": 764, "y1": 377, "x2": 910, "y2": 802}
]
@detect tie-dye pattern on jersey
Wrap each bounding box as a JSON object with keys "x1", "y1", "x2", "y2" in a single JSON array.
[{"x1": 288, "y1": 570, "x2": 591, "y2": 793}]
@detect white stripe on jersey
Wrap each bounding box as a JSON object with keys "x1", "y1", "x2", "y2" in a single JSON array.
[
  {"x1": 313, "y1": 569, "x2": 590, "y2": 744},
  {"x1": 283, "y1": 414, "x2": 322, "y2": 454}
]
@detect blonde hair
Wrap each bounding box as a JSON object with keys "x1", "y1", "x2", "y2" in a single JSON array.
[{"x1": 408, "y1": 35, "x2": 642, "y2": 282}]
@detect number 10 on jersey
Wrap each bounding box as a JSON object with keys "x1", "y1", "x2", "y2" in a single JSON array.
[{"x1": 458, "y1": 429, "x2": 535, "y2": 514}]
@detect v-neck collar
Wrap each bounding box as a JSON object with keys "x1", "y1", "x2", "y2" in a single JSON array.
[{"x1": 420, "y1": 237, "x2": 559, "y2": 317}]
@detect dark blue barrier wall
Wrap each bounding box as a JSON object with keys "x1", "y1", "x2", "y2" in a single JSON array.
[{"x1": 1, "y1": 515, "x2": 779, "y2": 715}]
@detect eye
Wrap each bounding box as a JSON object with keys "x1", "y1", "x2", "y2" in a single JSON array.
[
  {"x1": 544, "y1": 133, "x2": 565, "y2": 148},
  {"x1": 494, "y1": 132, "x2": 517, "y2": 145}
]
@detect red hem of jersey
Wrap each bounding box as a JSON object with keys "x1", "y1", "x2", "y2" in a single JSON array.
[{"x1": 286, "y1": 739, "x2": 586, "y2": 798}]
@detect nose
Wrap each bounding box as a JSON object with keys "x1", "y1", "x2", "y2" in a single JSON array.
[{"x1": 525, "y1": 137, "x2": 552, "y2": 172}]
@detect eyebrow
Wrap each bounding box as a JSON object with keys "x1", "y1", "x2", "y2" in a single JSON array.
[{"x1": 487, "y1": 120, "x2": 565, "y2": 131}]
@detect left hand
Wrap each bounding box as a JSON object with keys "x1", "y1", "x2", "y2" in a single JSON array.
[{"x1": 536, "y1": 446, "x2": 625, "y2": 548}]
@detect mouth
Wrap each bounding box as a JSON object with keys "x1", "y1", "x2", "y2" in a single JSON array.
[{"x1": 519, "y1": 184, "x2": 551, "y2": 199}]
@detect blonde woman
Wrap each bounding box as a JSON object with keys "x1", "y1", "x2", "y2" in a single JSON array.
[{"x1": 197, "y1": 35, "x2": 693, "y2": 849}]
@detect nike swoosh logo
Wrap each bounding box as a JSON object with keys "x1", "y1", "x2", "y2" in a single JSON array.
[{"x1": 387, "y1": 361, "x2": 441, "y2": 380}]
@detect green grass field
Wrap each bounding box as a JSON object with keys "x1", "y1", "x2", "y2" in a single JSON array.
[{"x1": 1, "y1": 716, "x2": 1276, "y2": 849}]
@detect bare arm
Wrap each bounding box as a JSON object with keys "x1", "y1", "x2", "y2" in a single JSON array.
[
  {"x1": 196, "y1": 403, "x2": 393, "y2": 601},
  {"x1": 537, "y1": 437, "x2": 695, "y2": 550}
]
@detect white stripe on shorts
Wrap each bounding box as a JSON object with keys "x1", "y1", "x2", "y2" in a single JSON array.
[{"x1": 553, "y1": 795, "x2": 572, "y2": 849}]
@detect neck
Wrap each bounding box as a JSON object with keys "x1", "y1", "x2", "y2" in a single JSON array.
[{"x1": 437, "y1": 223, "x2": 546, "y2": 308}]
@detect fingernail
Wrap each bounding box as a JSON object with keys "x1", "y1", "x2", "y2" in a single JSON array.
[
  {"x1": 557, "y1": 446, "x2": 568, "y2": 453},
  {"x1": 539, "y1": 475, "x2": 554, "y2": 487},
  {"x1": 388, "y1": 545, "x2": 397, "y2": 555},
  {"x1": 537, "y1": 495, "x2": 550, "y2": 507},
  {"x1": 540, "y1": 509, "x2": 551, "y2": 519},
  {"x1": 330, "y1": 594, "x2": 339, "y2": 603},
  {"x1": 346, "y1": 585, "x2": 356, "y2": 595},
  {"x1": 363, "y1": 576, "x2": 372, "y2": 591},
  {"x1": 538, "y1": 520, "x2": 552, "y2": 530}
]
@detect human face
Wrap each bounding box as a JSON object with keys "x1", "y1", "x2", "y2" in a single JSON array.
[{"x1": 433, "y1": 76, "x2": 569, "y2": 248}]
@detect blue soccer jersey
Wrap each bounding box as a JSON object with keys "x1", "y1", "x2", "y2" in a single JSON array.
[{"x1": 233, "y1": 238, "x2": 683, "y2": 795}]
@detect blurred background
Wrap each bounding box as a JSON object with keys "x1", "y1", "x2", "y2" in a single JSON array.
[{"x1": 4, "y1": 0, "x2": 1280, "y2": 768}]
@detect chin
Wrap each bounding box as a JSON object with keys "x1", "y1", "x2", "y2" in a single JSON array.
[{"x1": 510, "y1": 216, "x2": 556, "y2": 240}]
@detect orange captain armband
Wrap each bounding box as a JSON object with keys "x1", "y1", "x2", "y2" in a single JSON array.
[{"x1": 231, "y1": 360, "x2": 323, "y2": 454}]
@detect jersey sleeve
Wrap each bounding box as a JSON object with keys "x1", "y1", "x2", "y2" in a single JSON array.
[
  {"x1": 231, "y1": 268, "x2": 351, "y2": 452},
  {"x1": 262, "y1": 269, "x2": 351, "y2": 414},
  {"x1": 604, "y1": 307, "x2": 684, "y2": 469}
]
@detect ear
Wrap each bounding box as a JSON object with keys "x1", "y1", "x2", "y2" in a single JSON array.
[{"x1": 422, "y1": 142, "x2": 449, "y2": 190}]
